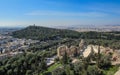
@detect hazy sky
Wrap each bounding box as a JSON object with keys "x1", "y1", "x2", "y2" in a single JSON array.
[{"x1": 0, "y1": 0, "x2": 120, "y2": 27}]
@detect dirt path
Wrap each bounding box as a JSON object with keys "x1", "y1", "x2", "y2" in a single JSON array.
[{"x1": 114, "y1": 69, "x2": 120, "y2": 75}]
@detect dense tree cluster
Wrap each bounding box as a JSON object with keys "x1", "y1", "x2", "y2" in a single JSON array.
[
  {"x1": 0, "y1": 52, "x2": 47, "y2": 75},
  {"x1": 0, "y1": 47, "x2": 113, "y2": 75},
  {"x1": 86, "y1": 39, "x2": 120, "y2": 49},
  {"x1": 12, "y1": 26, "x2": 80, "y2": 40}
]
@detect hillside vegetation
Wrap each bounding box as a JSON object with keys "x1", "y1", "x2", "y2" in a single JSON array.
[
  {"x1": 12, "y1": 26, "x2": 120, "y2": 40},
  {"x1": 12, "y1": 26, "x2": 80, "y2": 40},
  {"x1": 12, "y1": 26, "x2": 120, "y2": 49}
]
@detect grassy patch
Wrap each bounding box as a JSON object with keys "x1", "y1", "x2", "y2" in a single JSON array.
[
  {"x1": 47, "y1": 62, "x2": 62, "y2": 72},
  {"x1": 103, "y1": 65, "x2": 119, "y2": 75},
  {"x1": 40, "y1": 62, "x2": 62, "y2": 75}
]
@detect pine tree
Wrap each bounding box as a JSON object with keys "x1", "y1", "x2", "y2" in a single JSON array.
[{"x1": 97, "y1": 45, "x2": 101, "y2": 68}]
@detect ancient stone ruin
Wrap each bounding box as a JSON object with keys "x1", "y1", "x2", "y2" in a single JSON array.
[{"x1": 57, "y1": 39, "x2": 86, "y2": 59}]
